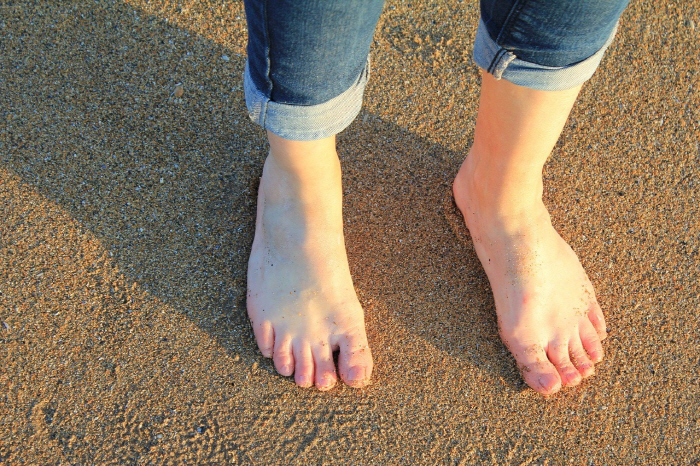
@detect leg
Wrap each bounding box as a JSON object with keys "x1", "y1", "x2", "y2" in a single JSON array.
[
  {"x1": 456, "y1": 0, "x2": 628, "y2": 395},
  {"x1": 243, "y1": 0, "x2": 384, "y2": 390},
  {"x1": 454, "y1": 74, "x2": 604, "y2": 395}
]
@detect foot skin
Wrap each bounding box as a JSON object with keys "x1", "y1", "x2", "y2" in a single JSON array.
[
  {"x1": 453, "y1": 154, "x2": 607, "y2": 396},
  {"x1": 247, "y1": 143, "x2": 372, "y2": 391}
]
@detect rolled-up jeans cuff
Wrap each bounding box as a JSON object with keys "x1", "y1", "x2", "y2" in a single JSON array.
[
  {"x1": 244, "y1": 59, "x2": 370, "y2": 141},
  {"x1": 473, "y1": 19, "x2": 619, "y2": 91}
]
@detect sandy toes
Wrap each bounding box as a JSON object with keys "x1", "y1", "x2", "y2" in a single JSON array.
[
  {"x1": 247, "y1": 151, "x2": 372, "y2": 390},
  {"x1": 454, "y1": 156, "x2": 607, "y2": 395}
]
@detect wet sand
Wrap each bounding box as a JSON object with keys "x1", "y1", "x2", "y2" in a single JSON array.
[{"x1": 1, "y1": 0, "x2": 698, "y2": 463}]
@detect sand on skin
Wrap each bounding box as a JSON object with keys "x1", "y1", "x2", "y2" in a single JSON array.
[{"x1": 0, "y1": 0, "x2": 698, "y2": 463}]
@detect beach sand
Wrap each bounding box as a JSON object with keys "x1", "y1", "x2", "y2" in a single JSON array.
[{"x1": 1, "y1": 0, "x2": 698, "y2": 463}]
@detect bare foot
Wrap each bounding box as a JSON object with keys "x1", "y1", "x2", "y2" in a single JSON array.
[
  {"x1": 247, "y1": 135, "x2": 372, "y2": 390},
  {"x1": 453, "y1": 154, "x2": 607, "y2": 395}
]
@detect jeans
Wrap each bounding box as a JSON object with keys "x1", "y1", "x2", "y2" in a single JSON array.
[{"x1": 244, "y1": 0, "x2": 629, "y2": 141}]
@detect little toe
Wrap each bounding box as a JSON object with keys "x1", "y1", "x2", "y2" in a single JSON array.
[
  {"x1": 273, "y1": 336, "x2": 295, "y2": 377},
  {"x1": 337, "y1": 332, "x2": 373, "y2": 388},
  {"x1": 293, "y1": 343, "x2": 314, "y2": 388},
  {"x1": 570, "y1": 339, "x2": 595, "y2": 378},
  {"x1": 512, "y1": 343, "x2": 562, "y2": 395},
  {"x1": 253, "y1": 320, "x2": 274, "y2": 358},
  {"x1": 547, "y1": 341, "x2": 582, "y2": 387},
  {"x1": 312, "y1": 344, "x2": 338, "y2": 391},
  {"x1": 580, "y1": 320, "x2": 604, "y2": 363},
  {"x1": 587, "y1": 305, "x2": 607, "y2": 340}
]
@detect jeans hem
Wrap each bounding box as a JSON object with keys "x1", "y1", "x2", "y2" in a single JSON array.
[
  {"x1": 244, "y1": 59, "x2": 370, "y2": 141},
  {"x1": 473, "y1": 18, "x2": 619, "y2": 91}
]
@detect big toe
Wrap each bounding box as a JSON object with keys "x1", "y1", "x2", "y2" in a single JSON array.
[
  {"x1": 337, "y1": 332, "x2": 373, "y2": 388},
  {"x1": 252, "y1": 320, "x2": 274, "y2": 358},
  {"x1": 513, "y1": 344, "x2": 562, "y2": 395},
  {"x1": 534, "y1": 369, "x2": 562, "y2": 395}
]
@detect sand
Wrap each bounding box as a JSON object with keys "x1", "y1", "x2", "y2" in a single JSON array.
[{"x1": 1, "y1": 0, "x2": 698, "y2": 463}]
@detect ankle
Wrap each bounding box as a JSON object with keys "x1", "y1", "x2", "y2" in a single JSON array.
[
  {"x1": 267, "y1": 132, "x2": 339, "y2": 179},
  {"x1": 455, "y1": 150, "x2": 549, "y2": 230},
  {"x1": 263, "y1": 151, "x2": 342, "y2": 204},
  {"x1": 264, "y1": 133, "x2": 342, "y2": 201}
]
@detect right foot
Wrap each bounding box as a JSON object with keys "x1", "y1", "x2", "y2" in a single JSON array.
[{"x1": 246, "y1": 136, "x2": 373, "y2": 390}]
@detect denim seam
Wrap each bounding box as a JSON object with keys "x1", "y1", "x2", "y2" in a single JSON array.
[
  {"x1": 487, "y1": 48, "x2": 506, "y2": 75},
  {"x1": 473, "y1": 18, "x2": 619, "y2": 91},
  {"x1": 244, "y1": 58, "x2": 370, "y2": 140},
  {"x1": 261, "y1": 0, "x2": 272, "y2": 128},
  {"x1": 490, "y1": 49, "x2": 516, "y2": 80},
  {"x1": 487, "y1": 49, "x2": 499, "y2": 74},
  {"x1": 489, "y1": 0, "x2": 527, "y2": 78},
  {"x1": 495, "y1": 0, "x2": 529, "y2": 44}
]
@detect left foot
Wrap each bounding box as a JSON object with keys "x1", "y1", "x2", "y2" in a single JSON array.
[{"x1": 454, "y1": 153, "x2": 607, "y2": 395}]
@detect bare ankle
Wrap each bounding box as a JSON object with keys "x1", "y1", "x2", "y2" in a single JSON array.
[{"x1": 454, "y1": 150, "x2": 548, "y2": 229}]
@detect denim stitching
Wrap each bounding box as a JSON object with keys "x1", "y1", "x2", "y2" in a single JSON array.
[
  {"x1": 488, "y1": 48, "x2": 506, "y2": 74},
  {"x1": 495, "y1": 0, "x2": 529, "y2": 45},
  {"x1": 491, "y1": 50, "x2": 516, "y2": 79},
  {"x1": 261, "y1": 0, "x2": 272, "y2": 128},
  {"x1": 489, "y1": 0, "x2": 529, "y2": 80}
]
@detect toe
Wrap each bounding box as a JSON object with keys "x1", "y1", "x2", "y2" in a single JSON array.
[
  {"x1": 253, "y1": 320, "x2": 274, "y2": 358},
  {"x1": 587, "y1": 305, "x2": 607, "y2": 340},
  {"x1": 273, "y1": 336, "x2": 295, "y2": 377},
  {"x1": 569, "y1": 338, "x2": 595, "y2": 378},
  {"x1": 312, "y1": 344, "x2": 337, "y2": 391},
  {"x1": 337, "y1": 331, "x2": 373, "y2": 388},
  {"x1": 547, "y1": 341, "x2": 582, "y2": 387},
  {"x1": 580, "y1": 319, "x2": 604, "y2": 363},
  {"x1": 511, "y1": 343, "x2": 562, "y2": 395},
  {"x1": 293, "y1": 343, "x2": 314, "y2": 388}
]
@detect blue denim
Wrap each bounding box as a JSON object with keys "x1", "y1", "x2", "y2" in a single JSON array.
[
  {"x1": 244, "y1": 0, "x2": 628, "y2": 140},
  {"x1": 476, "y1": 0, "x2": 629, "y2": 91},
  {"x1": 244, "y1": 0, "x2": 383, "y2": 141}
]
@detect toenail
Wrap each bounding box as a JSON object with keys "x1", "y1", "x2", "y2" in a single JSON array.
[
  {"x1": 298, "y1": 376, "x2": 311, "y2": 385},
  {"x1": 348, "y1": 366, "x2": 366, "y2": 382},
  {"x1": 538, "y1": 375, "x2": 559, "y2": 392}
]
